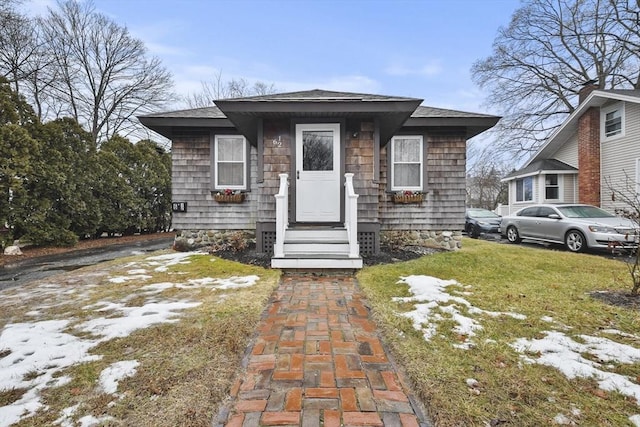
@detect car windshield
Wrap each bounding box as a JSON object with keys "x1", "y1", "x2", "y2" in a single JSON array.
[
  {"x1": 557, "y1": 205, "x2": 615, "y2": 218},
  {"x1": 468, "y1": 209, "x2": 499, "y2": 218}
]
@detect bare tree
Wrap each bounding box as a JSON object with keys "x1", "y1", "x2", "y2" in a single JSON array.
[
  {"x1": 607, "y1": 174, "x2": 640, "y2": 294},
  {"x1": 472, "y1": 0, "x2": 640, "y2": 160},
  {"x1": 38, "y1": 0, "x2": 173, "y2": 145},
  {"x1": 184, "y1": 70, "x2": 276, "y2": 108},
  {"x1": 466, "y1": 146, "x2": 509, "y2": 210}
]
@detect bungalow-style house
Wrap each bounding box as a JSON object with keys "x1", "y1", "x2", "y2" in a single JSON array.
[
  {"x1": 139, "y1": 89, "x2": 499, "y2": 269},
  {"x1": 501, "y1": 85, "x2": 640, "y2": 216}
]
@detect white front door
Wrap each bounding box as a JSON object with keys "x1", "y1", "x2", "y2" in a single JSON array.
[{"x1": 295, "y1": 123, "x2": 341, "y2": 222}]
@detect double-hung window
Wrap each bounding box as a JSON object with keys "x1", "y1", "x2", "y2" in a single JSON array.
[
  {"x1": 601, "y1": 102, "x2": 625, "y2": 140},
  {"x1": 545, "y1": 174, "x2": 559, "y2": 200},
  {"x1": 515, "y1": 176, "x2": 533, "y2": 202},
  {"x1": 214, "y1": 135, "x2": 247, "y2": 190},
  {"x1": 390, "y1": 135, "x2": 423, "y2": 191}
]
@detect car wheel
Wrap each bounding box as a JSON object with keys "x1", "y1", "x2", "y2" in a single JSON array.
[
  {"x1": 565, "y1": 230, "x2": 587, "y2": 253},
  {"x1": 506, "y1": 226, "x2": 521, "y2": 243},
  {"x1": 468, "y1": 224, "x2": 480, "y2": 239}
]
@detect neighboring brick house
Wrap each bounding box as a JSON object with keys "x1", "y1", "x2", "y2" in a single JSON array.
[
  {"x1": 501, "y1": 86, "x2": 640, "y2": 215},
  {"x1": 139, "y1": 89, "x2": 499, "y2": 269}
]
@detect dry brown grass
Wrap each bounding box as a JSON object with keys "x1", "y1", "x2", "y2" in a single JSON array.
[
  {"x1": 1, "y1": 250, "x2": 279, "y2": 427},
  {"x1": 358, "y1": 238, "x2": 640, "y2": 426}
]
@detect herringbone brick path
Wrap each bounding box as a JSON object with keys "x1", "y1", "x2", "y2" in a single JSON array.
[{"x1": 218, "y1": 275, "x2": 429, "y2": 427}]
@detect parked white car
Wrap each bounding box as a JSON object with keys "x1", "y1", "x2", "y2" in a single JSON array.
[{"x1": 500, "y1": 204, "x2": 638, "y2": 253}]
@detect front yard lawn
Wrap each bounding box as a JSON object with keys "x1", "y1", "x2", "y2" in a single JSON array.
[{"x1": 358, "y1": 238, "x2": 640, "y2": 426}]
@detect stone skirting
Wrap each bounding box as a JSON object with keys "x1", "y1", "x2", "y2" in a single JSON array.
[
  {"x1": 380, "y1": 230, "x2": 462, "y2": 251},
  {"x1": 173, "y1": 229, "x2": 255, "y2": 251}
]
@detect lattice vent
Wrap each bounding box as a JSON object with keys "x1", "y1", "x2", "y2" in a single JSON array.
[
  {"x1": 261, "y1": 231, "x2": 276, "y2": 254},
  {"x1": 358, "y1": 231, "x2": 377, "y2": 255}
]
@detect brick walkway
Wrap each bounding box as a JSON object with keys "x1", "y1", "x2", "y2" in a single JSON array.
[{"x1": 218, "y1": 275, "x2": 430, "y2": 427}]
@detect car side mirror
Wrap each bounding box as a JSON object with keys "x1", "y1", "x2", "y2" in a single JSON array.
[{"x1": 548, "y1": 214, "x2": 561, "y2": 219}]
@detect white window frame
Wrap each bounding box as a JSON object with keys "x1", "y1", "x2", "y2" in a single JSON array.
[
  {"x1": 601, "y1": 102, "x2": 625, "y2": 141},
  {"x1": 544, "y1": 173, "x2": 560, "y2": 201},
  {"x1": 390, "y1": 135, "x2": 423, "y2": 191},
  {"x1": 214, "y1": 135, "x2": 247, "y2": 190},
  {"x1": 515, "y1": 176, "x2": 533, "y2": 202}
]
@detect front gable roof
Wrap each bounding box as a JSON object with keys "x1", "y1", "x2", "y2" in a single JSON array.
[
  {"x1": 139, "y1": 89, "x2": 500, "y2": 143},
  {"x1": 527, "y1": 89, "x2": 640, "y2": 166},
  {"x1": 214, "y1": 89, "x2": 422, "y2": 145}
]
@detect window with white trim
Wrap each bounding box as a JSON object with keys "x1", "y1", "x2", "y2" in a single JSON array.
[
  {"x1": 390, "y1": 135, "x2": 423, "y2": 191},
  {"x1": 214, "y1": 135, "x2": 247, "y2": 190},
  {"x1": 601, "y1": 102, "x2": 625, "y2": 140},
  {"x1": 515, "y1": 176, "x2": 533, "y2": 202},
  {"x1": 545, "y1": 174, "x2": 559, "y2": 200}
]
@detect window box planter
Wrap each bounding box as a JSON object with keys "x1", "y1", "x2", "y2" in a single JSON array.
[
  {"x1": 392, "y1": 193, "x2": 423, "y2": 204},
  {"x1": 214, "y1": 193, "x2": 245, "y2": 203}
]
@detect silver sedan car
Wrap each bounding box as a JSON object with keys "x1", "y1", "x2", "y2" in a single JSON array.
[{"x1": 500, "y1": 204, "x2": 638, "y2": 253}]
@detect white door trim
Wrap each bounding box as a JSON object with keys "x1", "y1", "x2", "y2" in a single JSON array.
[{"x1": 295, "y1": 123, "x2": 341, "y2": 222}]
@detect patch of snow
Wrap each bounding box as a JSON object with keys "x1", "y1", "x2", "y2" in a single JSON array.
[
  {"x1": 541, "y1": 316, "x2": 554, "y2": 322},
  {"x1": 512, "y1": 331, "x2": 640, "y2": 404},
  {"x1": 630, "y1": 414, "x2": 640, "y2": 426},
  {"x1": 553, "y1": 413, "x2": 571, "y2": 425},
  {"x1": 53, "y1": 404, "x2": 79, "y2": 426},
  {"x1": 126, "y1": 268, "x2": 148, "y2": 275},
  {"x1": 601, "y1": 329, "x2": 640, "y2": 340},
  {"x1": 140, "y1": 282, "x2": 177, "y2": 293},
  {"x1": 78, "y1": 414, "x2": 114, "y2": 426},
  {"x1": 108, "y1": 274, "x2": 152, "y2": 283},
  {"x1": 144, "y1": 252, "x2": 205, "y2": 272},
  {"x1": 393, "y1": 275, "x2": 525, "y2": 348},
  {"x1": 79, "y1": 300, "x2": 201, "y2": 341},
  {"x1": 99, "y1": 360, "x2": 139, "y2": 394},
  {"x1": 0, "y1": 320, "x2": 101, "y2": 426}
]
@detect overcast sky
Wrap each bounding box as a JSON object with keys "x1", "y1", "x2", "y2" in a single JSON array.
[{"x1": 28, "y1": 0, "x2": 521, "y2": 115}]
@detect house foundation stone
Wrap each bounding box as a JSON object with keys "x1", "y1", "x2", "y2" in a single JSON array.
[
  {"x1": 174, "y1": 229, "x2": 255, "y2": 251},
  {"x1": 380, "y1": 230, "x2": 462, "y2": 251}
]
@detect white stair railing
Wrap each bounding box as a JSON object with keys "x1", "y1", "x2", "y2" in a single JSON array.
[
  {"x1": 274, "y1": 173, "x2": 289, "y2": 258},
  {"x1": 344, "y1": 173, "x2": 360, "y2": 258}
]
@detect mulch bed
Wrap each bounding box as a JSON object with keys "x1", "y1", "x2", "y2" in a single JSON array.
[
  {"x1": 210, "y1": 243, "x2": 442, "y2": 269},
  {"x1": 590, "y1": 290, "x2": 640, "y2": 311}
]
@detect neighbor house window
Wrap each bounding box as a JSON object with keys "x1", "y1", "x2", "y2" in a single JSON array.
[
  {"x1": 515, "y1": 176, "x2": 533, "y2": 202},
  {"x1": 214, "y1": 135, "x2": 247, "y2": 190},
  {"x1": 545, "y1": 174, "x2": 559, "y2": 200},
  {"x1": 390, "y1": 135, "x2": 423, "y2": 191},
  {"x1": 601, "y1": 102, "x2": 625, "y2": 139}
]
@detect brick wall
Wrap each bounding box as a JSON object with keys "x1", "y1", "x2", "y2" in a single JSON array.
[{"x1": 577, "y1": 107, "x2": 600, "y2": 206}]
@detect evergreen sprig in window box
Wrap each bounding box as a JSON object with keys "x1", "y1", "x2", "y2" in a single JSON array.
[
  {"x1": 392, "y1": 190, "x2": 423, "y2": 204},
  {"x1": 214, "y1": 189, "x2": 245, "y2": 203}
]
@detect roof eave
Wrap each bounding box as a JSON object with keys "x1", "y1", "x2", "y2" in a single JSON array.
[
  {"x1": 137, "y1": 116, "x2": 234, "y2": 139},
  {"x1": 404, "y1": 116, "x2": 501, "y2": 138}
]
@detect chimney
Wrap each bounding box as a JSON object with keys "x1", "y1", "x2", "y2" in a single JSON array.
[
  {"x1": 578, "y1": 79, "x2": 598, "y2": 104},
  {"x1": 577, "y1": 90, "x2": 601, "y2": 206}
]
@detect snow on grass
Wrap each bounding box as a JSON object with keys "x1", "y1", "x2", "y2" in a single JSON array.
[
  {"x1": 143, "y1": 252, "x2": 206, "y2": 272},
  {"x1": 512, "y1": 331, "x2": 640, "y2": 404},
  {"x1": 98, "y1": 361, "x2": 140, "y2": 394},
  {"x1": 0, "y1": 320, "x2": 102, "y2": 426},
  {"x1": 0, "y1": 251, "x2": 252, "y2": 426},
  {"x1": 78, "y1": 300, "x2": 201, "y2": 341},
  {"x1": 393, "y1": 275, "x2": 526, "y2": 348}
]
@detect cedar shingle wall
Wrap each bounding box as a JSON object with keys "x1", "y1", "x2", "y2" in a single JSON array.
[
  {"x1": 379, "y1": 131, "x2": 466, "y2": 231},
  {"x1": 345, "y1": 121, "x2": 378, "y2": 222},
  {"x1": 171, "y1": 130, "x2": 258, "y2": 230},
  {"x1": 259, "y1": 120, "x2": 291, "y2": 222}
]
